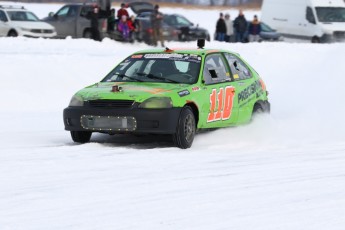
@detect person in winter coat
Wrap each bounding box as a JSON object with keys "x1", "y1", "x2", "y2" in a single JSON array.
[
  {"x1": 224, "y1": 13, "x2": 234, "y2": 42},
  {"x1": 248, "y1": 15, "x2": 262, "y2": 42},
  {"x1": 215, "y1": 13, "x2": 226, "y2": 41},
  {"x1": 118, "y1": 15, "x2": 130, "y2": 41},
  {"x1": 233, "y1": 10, "x2": 248, "y2": 43},
  {"x1": 151, "y1": 4, "x2": 165, "y2": 47},
  {"x1": 90, "y1": 7, "x2": 100, "y2": 41},
  {"x1": 117, "y1": 3, "x2": 129, "y2": 20},
  {"x1": 107, "y1": 8, "x2": 116, "y2": 32}
]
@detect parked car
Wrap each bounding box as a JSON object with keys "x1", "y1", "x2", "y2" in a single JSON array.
[
  {"x1": 244, "y1": 21, "x2": 283, "y2": 42},
  {"x1": 163, "y1": 14, "x2": 210, "y2": 41},
  {"x1": 42, "y1": 3, "x2": 112, "y2": 39},
  {"x1": 128, "y1": 2, "x2": 178, "y2": 44},
  {"x1": 63, "y1": 40, "x2": 270, "y2": 149},
  {"x1": 0, "y1": 5, "x2": 56, "y2": 38},
  {"x1": 259, "y1": 21, "x2": 283, "y2": 41}
]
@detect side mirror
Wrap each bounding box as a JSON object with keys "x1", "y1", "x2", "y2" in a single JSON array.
[{"x1": 48, "y1": 12, "x2": 54, "y2": 17}]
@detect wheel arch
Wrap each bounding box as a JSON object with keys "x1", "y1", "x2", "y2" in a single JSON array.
[
  {"x1": 185, "y1": 102, "x2": 199, "y2": 127},
  {"x1": 253, "y1": 99, "x2": 270, "y2": 113},
  {"x1": 7, "y1": 29, "x2": 18, "y2": 36}
]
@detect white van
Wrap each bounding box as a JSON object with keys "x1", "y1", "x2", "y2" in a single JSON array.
[{"x1": 261, "y1": 0, "x2": 345, "y2": 43}]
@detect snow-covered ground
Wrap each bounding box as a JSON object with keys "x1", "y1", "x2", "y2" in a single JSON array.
[{"x1": 1, "y1": 2, "x2": 345, "y2": 230}]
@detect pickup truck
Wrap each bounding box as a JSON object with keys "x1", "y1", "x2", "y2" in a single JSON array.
[{"x1": 42, "y1": 2, "x2": 120, "y2": 40}]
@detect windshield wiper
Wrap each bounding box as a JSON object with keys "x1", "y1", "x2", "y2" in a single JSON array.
[
  {"x1": 116, "y1": 74, "x2": 143, "y2": 82},
  {"x1": 136, "y1": 72, "x2": 180, "y2": 83}
]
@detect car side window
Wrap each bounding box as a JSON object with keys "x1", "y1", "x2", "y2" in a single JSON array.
[
  {"x1": 67, "y1": 6, "x2": 78, "y2": 17},
  {"x1": 0, "y1": 10, "x2": 7, "y2": 22},
  {"x1": 203, "y1": 54, "x2": 230, "y2": 85},
  {"x1": 306, "y1": 7, "x2": 316, "y2": 24},
  {"x1": 57, "y1": 6, "x2": 70, "y2": 17},
  {"x1": 80, "y1": 6, "x2": 92, "y2": 17},
  {"x1": 224, "y1": 53, "x2": 251, "y2": 81}
]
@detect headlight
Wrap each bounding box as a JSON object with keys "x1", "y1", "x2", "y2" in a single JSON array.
[
  {"x1": 69, "y1": 95, "x2": 84, "y2": 107},
  {"x1": 139, "y1": 97, "x2": 172, "y2": 109}
]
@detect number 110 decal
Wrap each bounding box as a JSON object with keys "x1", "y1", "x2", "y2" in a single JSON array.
[{"x1": 207, "y1": 86, "x2": 235, "y2": 122}]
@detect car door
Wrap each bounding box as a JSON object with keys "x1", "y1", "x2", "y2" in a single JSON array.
[
  {"x1": 199, "y1": 53, "x2": 239, "y2": 129},
  {"x1": 0, "y1": 10, "x2": 10, "y2": 36},
  {"x1": 224, "y1": 53, "x2": 255, "y2": 123},
  {"x1": 51, "y1": 5, "x2": 78, "y2": 37}
]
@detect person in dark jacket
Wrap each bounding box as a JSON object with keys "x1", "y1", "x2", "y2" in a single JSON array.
[
  {"x1": 151, "y1": 4, "x2": 165, "y2": 47},
  {"x1": 248, "y1": 15, "x2": 262, "y2": 42},
  {"x1": 90, "y1": 7, "x2": 100, "y2": 41},
  {"x1": 233, "y1": 10, "x2": 247, "y2": 43},
  {"x1": 215, "y1": 13, "x2": 226, "y2": 41},
  {"x1": 107, "y1": 8, "x2": 116, "y2": 32}
]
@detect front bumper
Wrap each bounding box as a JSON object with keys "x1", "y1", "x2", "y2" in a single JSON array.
[
  {"x1": 20, "y1": 31, "x2": 57, "y2": 38},
  {"x1": 63, "y1": 106, "x2": 182, "y2": 134}
]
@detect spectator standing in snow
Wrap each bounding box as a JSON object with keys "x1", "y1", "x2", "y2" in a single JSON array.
[
  {"x1": 151, "y1": 4, "x2": 165, "y2": 47},
  {"x1": 117, "y1": 3, "x2": 129, "y2": 20},
  {"x1": 90, "y1": 7, "x2": 100, "y2": 41},
  {"x1": 248, "y1": 15, "x2": 262, "y2": 42},
  {"x1": 224, "y1": 13, "x2": 234, "y2": 42},
  {"x1": 107, "y1": 8, "x2": 116, "y2": 32},
  {"x1": 215, "y1": 13, "x2": 226, "y2": 41},
  {"x1": 127, "y1": 15, "x2": 138, "y2": 42},
  {"x1": 118, "y1": 15, "x2": 130, "y2": 41},
  {"x1": 233, "y1": 10, "x2": 248, "y2": 43}
]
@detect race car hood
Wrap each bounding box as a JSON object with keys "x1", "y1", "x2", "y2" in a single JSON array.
[
  {"x1": 76, "y1": 82, "x2": 189, "y2": 103},
  {"x1": 11, "y1": 21, "x2": 55, "y2": 30}
]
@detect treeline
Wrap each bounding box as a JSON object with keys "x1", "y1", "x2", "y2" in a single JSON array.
[{"x1": 2, "y1": 0, "x2": 263, "y2": 7}]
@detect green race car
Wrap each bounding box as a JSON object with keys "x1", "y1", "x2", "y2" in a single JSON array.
[{"x1": 63, "y1": 41, "x2": 270, "y2": 149}]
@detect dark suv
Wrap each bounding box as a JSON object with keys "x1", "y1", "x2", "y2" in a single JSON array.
[
  {"x1": 128, "y1": 2, "x2": 209, "y2": 44},
  {"x1": 163, "y1": 14, "x2": 210, "y2": 41},
  {"x1": 128, "y1": 2, "x2": 178, "y2": 45}
]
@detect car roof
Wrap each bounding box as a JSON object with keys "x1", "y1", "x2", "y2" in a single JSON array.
[
  {"x1": 0, "y1": 6, "x2": 27, "y2": 12},
  {"x1": 133, "y1": 48, "x2": 235, "y2": 56}
]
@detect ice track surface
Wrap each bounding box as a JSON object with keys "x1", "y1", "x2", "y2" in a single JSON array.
[{"x1": 1, "y1": 33, "x2": 345, "y2": 229}]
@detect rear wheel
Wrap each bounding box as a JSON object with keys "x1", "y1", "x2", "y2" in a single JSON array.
[
  {"x1": 253, "y1": 103, "x2": 264, "y2": 114},
  {"x1": 311, "y1": 36, "x2": 320, "y2": 43},
  {"x1": 173, "y1": 106, "x2": 196, "y2": 149},
  {"x1": 83, "y1": 29, "x2": 92, "y2": 39},
  {"x1": 8, "y1": 30, "x2": 18, "y2": 37},
  {"x1": 70, "y1": 131, "x2": 92, "y2": 143}
]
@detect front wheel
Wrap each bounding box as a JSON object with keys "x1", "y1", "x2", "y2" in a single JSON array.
[
  {"x1": 173, "y1": 106, "x2": 196, "y2": 149},
  {"x1": 8, "y1": 30, "x2": 18, "y2": 37},
  {"x1": 70, "y1": 131, "x2": 92, "y2": 143}
]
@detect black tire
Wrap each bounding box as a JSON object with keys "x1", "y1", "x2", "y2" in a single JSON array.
[
  {"x1": 70, "y1": 131, "x2": 92, "y2": 143},
  {"x1": 253, "y1": 103, "x2": 264, "y2": 114},
  {"x1": 83, "y1": 30, "x2": 92, "y2": 39},
  {"x1": 8, "y1": 30, "x2": 18, "y2": 37},
  {"x1": 173, "y1": 106, "x2": 196, "y2": 149},
  {"x1": 311, "y1": 36, "x2": 320, "y2": 43}
]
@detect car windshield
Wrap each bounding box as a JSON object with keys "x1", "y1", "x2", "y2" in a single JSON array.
[
  {"x1": 260, "y1": 22, "x2": 274, "y2": 32},
  {"x1": 7, "y1": 11, "x2": 39, "y2": 21},
  {"x1": 102, "y1": 53, "x2": 201, "y2": 84},
  {"x1": 315, "y1": 7, "x2": 345, "y2": 22}
]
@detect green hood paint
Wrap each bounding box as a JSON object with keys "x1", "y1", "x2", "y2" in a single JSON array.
[{"x1": 76, "y1": 82, "x2": 190, "y2": 103}]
